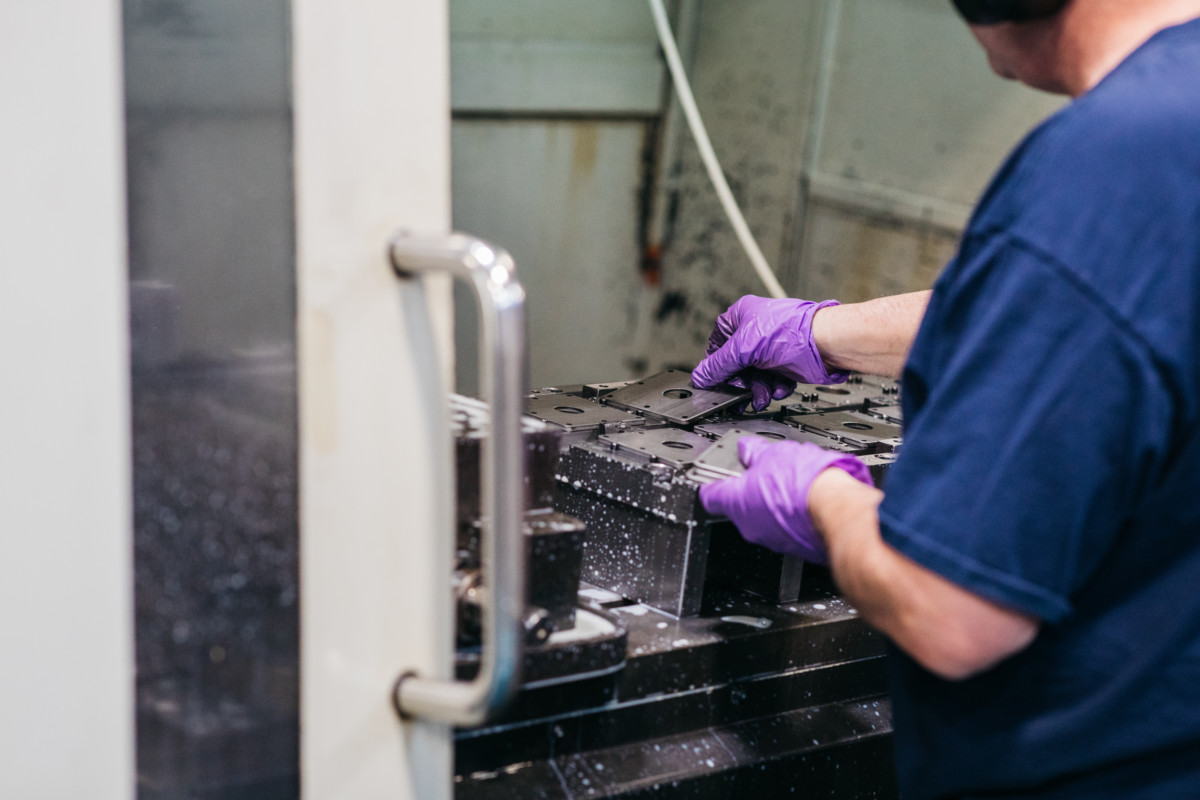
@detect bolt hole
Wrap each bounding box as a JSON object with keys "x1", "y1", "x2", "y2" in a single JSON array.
[{"x1": 554, "y1": 406, "x2": 585, "y2": 415}]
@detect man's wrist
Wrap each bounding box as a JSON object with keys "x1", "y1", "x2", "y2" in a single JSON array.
[
  {"x1": 810, "y1": 302, "x2": 846, "y2": 373},
  {"x1": 807, "y1": 466, "x2": 884, "y2": 561}
]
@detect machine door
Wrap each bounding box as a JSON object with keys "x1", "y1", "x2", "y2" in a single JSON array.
[
  {"x1": 123, "y1": 0, "x2": 456, "y2": 797},
  {"x1": 294, "y1": 2, "x2": 457, "y2": 798}
]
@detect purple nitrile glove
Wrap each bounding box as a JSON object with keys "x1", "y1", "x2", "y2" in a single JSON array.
[
  {"x1": 692, "y1": 296, "x2": 848, "y2": 412},
  {"x1": 699, "y1": 437, "x2": 874, "y2": 565}
]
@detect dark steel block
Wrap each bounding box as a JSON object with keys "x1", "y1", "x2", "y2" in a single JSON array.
[{"x1": 556, "y1": 442, "x2": 807, "y2": 616}]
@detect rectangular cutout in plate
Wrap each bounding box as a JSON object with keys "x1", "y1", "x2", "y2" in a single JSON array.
[{"x1": 605, "y1": 369, "x2": 750, "y2": 425}]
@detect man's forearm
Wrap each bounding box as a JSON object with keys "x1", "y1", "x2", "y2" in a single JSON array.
[
  {"x1": 808, "y1": 468, "x2": 1039, "y2": 681},
  {"x1": 811, "y1": 290, "x2": 931, "y2": 378}
]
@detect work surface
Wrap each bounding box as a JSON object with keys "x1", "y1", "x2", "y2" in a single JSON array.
[{"x1": 455, "y1": 575, "x2": 895, "y2": 798}]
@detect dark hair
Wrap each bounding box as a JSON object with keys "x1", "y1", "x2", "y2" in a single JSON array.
[{"x1": 951, "y1": 0, "x2": 1070, "y2": 25}]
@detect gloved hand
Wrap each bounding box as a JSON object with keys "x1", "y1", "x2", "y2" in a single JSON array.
[
  {"x1": 692, "y1": 296, "x2": 847, "y2": 412},
  {"x1": 699, "y1": 437, "x2": 874, "y2": 565}
]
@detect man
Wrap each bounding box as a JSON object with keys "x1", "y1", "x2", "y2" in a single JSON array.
[{"x1": 691, "y1": 1, "x2": 1200, "y2": 797}]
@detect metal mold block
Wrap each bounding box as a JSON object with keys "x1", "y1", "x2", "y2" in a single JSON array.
[
  {"x1": 558, "y1": 486, "x2": 711, "y2": 618},
  {"x1": 599, "y1": 427, "x2": 713, "y2": 468},
  {"x1": 526, "y1": 393, "x2": 644, "y2": 432},
  {"x1": 706, "y1": 523, "x2": 805, "y2": 604},
  {"x1": 605, "y1": 369, "x2": 750, "y2": 425}
]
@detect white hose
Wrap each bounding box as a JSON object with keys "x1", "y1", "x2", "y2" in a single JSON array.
[{"x1": 647, "y1": 0, "x2": 787, "y2": 299}]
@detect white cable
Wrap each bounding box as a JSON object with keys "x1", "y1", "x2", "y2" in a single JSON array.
[{"x1": 647, "y1": 0, "x2": 787, "y2": 299}]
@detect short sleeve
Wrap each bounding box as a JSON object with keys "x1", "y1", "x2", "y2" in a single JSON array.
[{"x1": 879, "y1": 234, "x2": 1174, "y2": 623}]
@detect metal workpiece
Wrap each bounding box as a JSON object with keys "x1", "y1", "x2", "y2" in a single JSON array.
[
  {"x1": 581, "y1": 379, "x2": 640, "y2": 398},
  {"x1": 555, "y1": 439, "x2": 714, "y2": 615},
  {"x1": 696, "y1": 417, "x2": 861, "y2": 450},
  {"x1": 389, "y1": 232, "x2": 527, "y2": 727},
  {"x1": 560, "y1": 486, "x2": 713, "y2": 618},
  {"x1": 556, "y1": 436, "x2": 810, "y2": 616},
  {"x1": 796, "y1": 410, "x2": 904, "y2": 451},
  {"x1": 525, "y1": 393, "x2": 646, "y2": 433},
  {"x1": 689, "y1": 427, "x2": 859, "y2": 484},
  {"x1": 605, "y1": 369, "x2": 750, "y2": 425},
  {"x1": 528, "y1": 384, "x2": 585, "y2": 398},
  {"x1": 598, "y1": 427, "x2": 714, "y2": 468},
  {"x1": 694, "y1": 417, "x2": 816, "y2": 439},
  {"x1": 528, "y1": 386, "x2": 569, "y2": 398},
  {"x1": 707, "y1": 524, "x2": 805, "y2": 604},
  {"x1": 557, "y1": 441, "x2": 705, "y2": 525},
  {"x1": 788, "y1": 374, "x2": 902, "y2": 413}
]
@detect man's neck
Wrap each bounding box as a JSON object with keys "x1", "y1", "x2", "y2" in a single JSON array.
[{"x1": 1056, "y1": 0, "x2": 1200, "y2": 95}]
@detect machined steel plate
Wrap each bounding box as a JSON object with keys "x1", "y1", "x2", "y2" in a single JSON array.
[
  {"x1": 690, "y1": 427, "x2": 858, "y2": 482},
  {"x1": 693, "y1": 418, "x2": 826, "y2": 441},
  {"x1": 797, "y1": 410, "x2": 903, "y2": 449},
  {"x1": 526, "y1": 393, "x2": 643, "y2": 432},
  {"x1": 787, "y1": 375, "x2": 900, "y2": 411},
  {"x1": 598, "y1": 427, "x2": 713, "y2": 468},
  {"x1": 605, "y1": 369, "x2": 750, "y2": 425}
]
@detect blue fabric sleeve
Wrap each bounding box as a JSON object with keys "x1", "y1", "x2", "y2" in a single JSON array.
[{"x1": 878, "y1": 233, "x2": 1173, "y2": 623}]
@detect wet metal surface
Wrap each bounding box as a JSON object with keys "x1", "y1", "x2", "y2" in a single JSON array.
[
  {"x1": 454, "y1": 581, "x2": 894, "y2": 798},
  {"x1": 454, "y1": 375, "x2": 899, "y2": 796}
]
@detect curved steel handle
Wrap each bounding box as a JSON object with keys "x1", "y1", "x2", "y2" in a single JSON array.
[{"x1": 388, "y1": 232, "x2": 527, "y2": 726}]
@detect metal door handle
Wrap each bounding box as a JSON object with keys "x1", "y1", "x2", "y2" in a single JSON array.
[{"x1": 388, "y1": 232, "x2": 527, "y2": 726}]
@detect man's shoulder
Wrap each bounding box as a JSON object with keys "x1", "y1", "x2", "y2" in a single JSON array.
[
  {"x1": 1036, "y1": 18, "x2": 1200, "y2": 166},
  {"x1": 974, "y1": 39, "x2": 1200, "y2": 245}
]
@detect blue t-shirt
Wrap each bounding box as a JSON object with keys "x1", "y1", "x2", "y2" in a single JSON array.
[{"x1": 878, "y1": 18, "x2": 1200, "y2": 799}]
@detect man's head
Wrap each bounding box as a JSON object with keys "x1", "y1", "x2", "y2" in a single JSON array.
[
  {"x1": 956, "y1": 0, "x2": 1200, "y2": 96},
  {"x1": 952, "y1": 0, "x2": 1070, "y2": 25}
]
